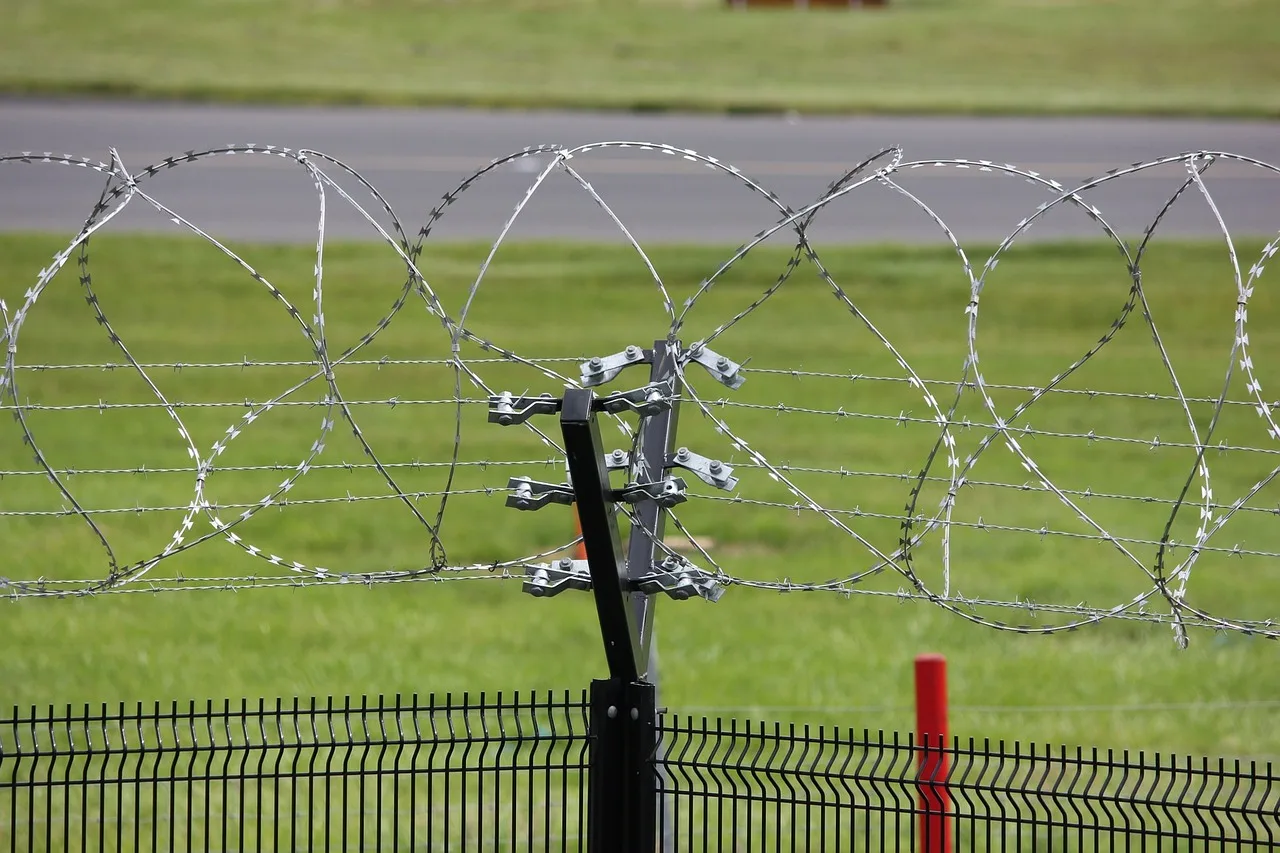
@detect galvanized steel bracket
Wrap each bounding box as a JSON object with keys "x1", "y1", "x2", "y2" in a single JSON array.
[
  {"x1": 505, "y1": 477, "x2": 575, "y2": 511},
  {"x1": 488, "y1": 391, "x2": 562, "y2": 426},
  {"x1": 633, "y1": 556, "x2": 725, "y2": 602},
  {"x1": 579, "y1": 345, "x2": 652, "y2": 387},
  {"x1": 668, "y1": 446, "x2": 738, "y2": 491},
  {"x1": 524, "y1": 559, "x2": 592, "y2": 597},
  {"x1": 685, "y1": 344, "x2": 745, "y2": 390}
]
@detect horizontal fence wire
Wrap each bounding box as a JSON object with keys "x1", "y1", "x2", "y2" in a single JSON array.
[
  {"x1": 654, "y1": 715, "x2": 1280, "y2": 851},
  {"x1": 4, "y1": 693, "x2": 1279, "y2": 851},
  {"x1": 0, "y1": 691, "x2": 589, "y2": 853}
]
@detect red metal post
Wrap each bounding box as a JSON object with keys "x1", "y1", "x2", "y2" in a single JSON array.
[{"x1": 915, "y1": 654, "x2": 951, "y2": 852}]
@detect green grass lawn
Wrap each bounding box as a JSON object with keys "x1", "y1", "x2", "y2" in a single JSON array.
[
  {"x1": 3, "y1": 0, "x2": 1279, "y2": 117},
  {"x1": 2, "y1": 231, "x2": 1280, "y2": 762}
]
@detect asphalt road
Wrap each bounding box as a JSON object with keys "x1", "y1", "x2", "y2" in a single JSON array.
[{"x1": 2, "y1": 99, "x2": 1277, "y2": 246}]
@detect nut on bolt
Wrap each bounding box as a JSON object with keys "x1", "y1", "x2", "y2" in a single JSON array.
[
  {"x1": 676, "y1": 447, "x2": 690, "y2": 461},
  {"x1": 588, "y1": 356, "x2": 603, "y2": 369},
  {"x1": 612, "y1": 449, "x2": 626, "y2": 461},
  {"x1": 716, "y1": 356, "x2": 730, "y2": 371},
  {"x1": 625, "y1": 345, "x2": 641, "y2": 361}
]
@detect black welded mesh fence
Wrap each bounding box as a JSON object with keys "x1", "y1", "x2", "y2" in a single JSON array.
[
  {"x1": 656, "y1": 715, "x2": 1280, "y2": 851},
  {"x1": 2, "y1": 690, "x2": 1278, "y2": 851},
  {"x1": 0, "y1": 692, "x2": 589, "y2": 852}
]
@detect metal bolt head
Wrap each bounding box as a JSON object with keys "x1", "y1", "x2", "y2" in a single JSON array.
[
  {"x1": 709, "y1": 459, "x2": 723, "y2": 472},
  {"x1": 588, "y1": 356, "x2": 603, "y2": 368},
  {"x1": 498, "y1": 414, "x2": 513, "y2": 425},
  {"x1": 559, "y1": 558, "x2": 573, "y2": 569},
  {"x1": 625, "y1": 345, "x2": 640, "y2": 360},
  {"x1": 676, "y1": 447, "x2": 690, "y2": 460},
  {"x1": 612, "y1": 449, "x2": 625, "y2": 461},
  {"x1": 716, "y1": 356, "x2": 730, "y2": 370},
  {"x1": 607, "y1": 705, "x2": 618, "y2": 719}
]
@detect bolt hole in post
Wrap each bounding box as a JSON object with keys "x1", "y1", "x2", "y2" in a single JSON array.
[{"x1": 915, "y1": 654, "x2": 951, "y2": 853}]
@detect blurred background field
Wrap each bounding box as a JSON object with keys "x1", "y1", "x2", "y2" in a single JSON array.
[
  {"x1": 4, "y1": 0, "x2": 1280, "y2": 781},
  {"x1": 3, "y1": 231, "x2": 1280, "y2": 759},
  {"x1": 2, "y1": 0, "x2": 1278, "y2": 116}
]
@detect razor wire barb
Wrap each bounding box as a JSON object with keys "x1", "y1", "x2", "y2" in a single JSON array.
[{"x1": 2, "y1": 142, "x2": 1279, "y2": 648}]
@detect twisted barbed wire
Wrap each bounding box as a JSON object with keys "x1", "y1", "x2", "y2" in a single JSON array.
[{"x1": 2, "y1": 141, "x2": 1278, "y2": 647}]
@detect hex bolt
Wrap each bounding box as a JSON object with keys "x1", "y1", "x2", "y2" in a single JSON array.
[
  {"x1": 676, "y1": 447, "x2": 690, "y2": 461},
  {"x1": 588, "y1": 356, "x2": 603, "y2": 368},
  {"x1": 498, "y1": 413, "x2": 513, "y2": 425},
  {"x1": 559, "y1": 558, "x2": 573, "y2": 570},
  {"x1": 612, "y1": 449, "x2": 626, "y2": 461},
  {"x1": 709, "y1": 460, "x2": 723, "y2": 472},
  {"x1": 607, "y1": 706, "x2": 618, "y2": 719},
  {"x1": 625, "y1": 345, "x2": 641, "y2": 360},
  {"x1": 716, "y1": 356, "x2": 730, "y2": 371}
]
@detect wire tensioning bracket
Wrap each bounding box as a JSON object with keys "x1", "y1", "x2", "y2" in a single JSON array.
[
  {"x1": 505, "y1": 477, "x2": 575, "y2": 511},
  {"x1": 488, "y1": 392, "x2": 561, "y2": 426},
  {"x1": 523, "y1": 559, "x2": 592, "y2": 597},
  {"x1": 523, "y1": 556, "x2": 723, "y2": 602},
  {"x1": 668, "y1": 446, "x2": 738, "y2": 491},
  {"x1": 634, "y1": 557, "x2": 725, "y2": 602},
  {"x1": 595, "y1": 381, "x2": 674, "y2": 417},
  {"x1": 685, "y1": 344, "x2": 745, "y2": 390},
  {"x1": 615, "y1": 477, "x2": 688, "y2": 507},
  {"x1": 579, "y1": 345, "x2": 652, "y2": 387}
]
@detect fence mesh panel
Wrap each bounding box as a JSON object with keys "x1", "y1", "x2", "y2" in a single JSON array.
[
  {"x1": 1, "y1": 692, "x2": 589, "y2": 852},
  {"x1": 3, "y1": 693, "x2": 1278, "y2": 851},
  {"x1": 655, "y1": 715, "x2": 1280, "y2": 851}
]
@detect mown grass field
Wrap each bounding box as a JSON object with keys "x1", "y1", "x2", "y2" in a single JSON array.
[
  {"x1": 2, "y1": 0, "x2": 1279, "y2": 117},
  {"x1": 2, "y1": 231, "x2": 1279, "y2": 760}
]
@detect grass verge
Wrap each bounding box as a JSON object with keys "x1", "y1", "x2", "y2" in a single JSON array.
[{"x1": 2, "y1": 0, "x2": 1279, "y2": 117}]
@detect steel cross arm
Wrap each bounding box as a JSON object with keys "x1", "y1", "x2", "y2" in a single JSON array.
[{"x1": 560, "y1": 386, "x2": 646, "y2": 681}]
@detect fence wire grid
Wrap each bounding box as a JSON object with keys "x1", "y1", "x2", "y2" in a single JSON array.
[
  {"x1": 2, "y1": 143, "x2": 1280, "y2": 646},
  {"x1": 2, "y1": 691, "x2": 1277, "y2": 851}
]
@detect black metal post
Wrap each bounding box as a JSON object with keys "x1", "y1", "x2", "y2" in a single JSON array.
[
  {"x1": 560, "y1": 386, "x2": 645, "y2": 680},
  {"x1": 587, "y1": 678, "x2": 657, "y2": 853}
]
